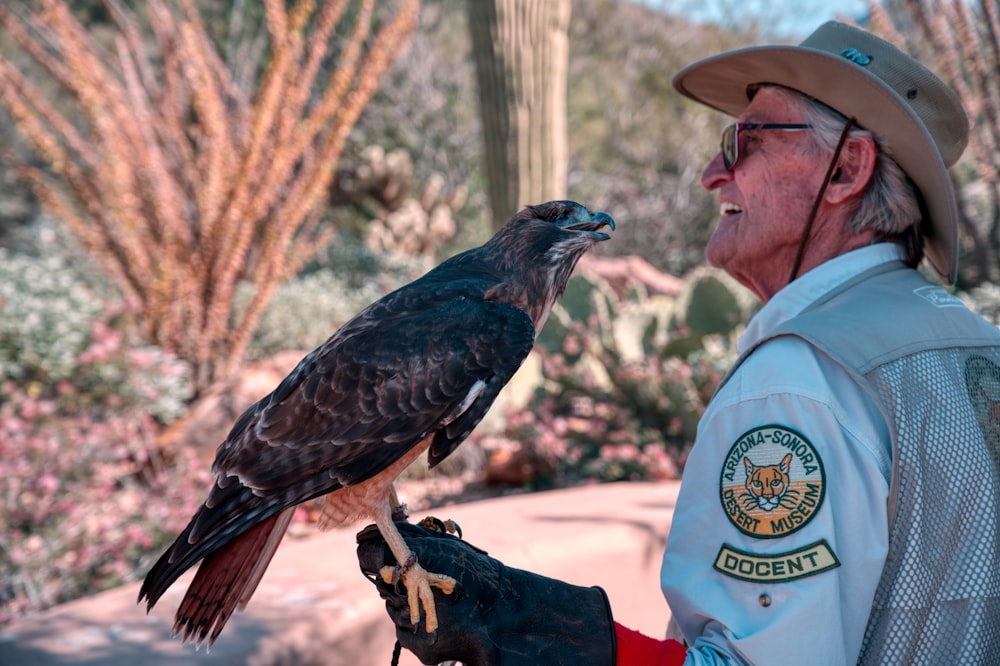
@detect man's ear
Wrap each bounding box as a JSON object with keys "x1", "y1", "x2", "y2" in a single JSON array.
[{"x1": 825, "y1": 134, "x2": 877, "y2": 204}]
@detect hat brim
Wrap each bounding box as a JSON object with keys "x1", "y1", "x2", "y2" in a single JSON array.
[{"x1": 673, "y1": 45, "x2": 959, "y2": 284}]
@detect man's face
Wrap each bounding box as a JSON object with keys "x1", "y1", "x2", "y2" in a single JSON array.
[{"x1": 700, "y1": 87, "x2": 832, "y2": 301}]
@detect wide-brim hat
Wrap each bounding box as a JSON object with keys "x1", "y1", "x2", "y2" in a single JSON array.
[{"x1": 672, "y1": 21, "x2": 969, "y2": 284}]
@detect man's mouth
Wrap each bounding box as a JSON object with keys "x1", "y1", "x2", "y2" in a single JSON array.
[{"x1": 720, "y1": 202, "x2": 743, "y2": 216}]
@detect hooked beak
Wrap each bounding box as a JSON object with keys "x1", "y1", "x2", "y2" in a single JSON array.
[{"x1": 563, "y1": 210, "x2": 615, "y2": 241}]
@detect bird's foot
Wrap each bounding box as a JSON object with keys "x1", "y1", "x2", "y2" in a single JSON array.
[
  {"x1": 417, "y1": 515, "x2": 462, "y2": 538},
  {"x1": 379, "y1": 556, "x2": 456, "y2": 633}
]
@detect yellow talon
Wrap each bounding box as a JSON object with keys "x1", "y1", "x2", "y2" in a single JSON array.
[{"x1": 380, "y1": 560, "x2": 456, "y2": 632}]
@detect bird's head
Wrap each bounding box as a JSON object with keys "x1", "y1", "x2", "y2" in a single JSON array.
[
  {"x1": 490, "y1": 199, "x2": 615, "y2": 264},
  {"x1": 483, "y1": 200, "x2": 616, "y2": 331}
]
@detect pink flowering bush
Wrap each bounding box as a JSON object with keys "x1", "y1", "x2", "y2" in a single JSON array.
[
  {"x1": 0, "y1": 250, "x2": 204, "y2": 622},
  {"x1": 0, "y1": 386, "x2": 210, "y2": 623}
]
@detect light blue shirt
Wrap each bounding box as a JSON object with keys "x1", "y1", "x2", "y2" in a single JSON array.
[{"x1": 661, "y1": 245, "x2": 906, "y2": 665}]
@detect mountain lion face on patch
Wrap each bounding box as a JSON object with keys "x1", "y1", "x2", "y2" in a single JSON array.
[
  {"x1": 720, "y1": 424, "x2": 825, "y2": 538},
  {"x1": 743, "y1": 453, "x2": 795, "y2": 511}
]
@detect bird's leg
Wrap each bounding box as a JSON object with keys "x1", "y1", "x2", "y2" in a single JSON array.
[{"x1": 374, "y1": 500, "x2": 456, "y2": 633}]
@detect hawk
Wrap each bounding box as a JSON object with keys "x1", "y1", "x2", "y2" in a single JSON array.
[{"x1": 138, "y1": 200, "x2": 615, "y2": 646}]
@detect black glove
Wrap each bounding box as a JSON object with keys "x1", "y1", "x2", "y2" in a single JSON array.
[{"x1": 357, "y1": 521, "x2": 617, "y2": 666}]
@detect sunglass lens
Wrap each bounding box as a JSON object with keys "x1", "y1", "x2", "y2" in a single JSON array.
[{"x1": 721, "y1": 124, "x2": 737, "y2": 171}]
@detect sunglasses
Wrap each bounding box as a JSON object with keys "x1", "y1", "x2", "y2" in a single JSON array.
[{"x1": 720, "y1": 123, "x2": 814, "y2": 171}]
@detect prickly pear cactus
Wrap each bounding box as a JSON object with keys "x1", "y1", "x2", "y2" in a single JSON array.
[
  {"x1": 612, "y1": 295, "x2": 674, "y2": 363},
  {"x1": 488, "y1": 262, "x2": 751, "y2": 488},
  {"x1": 537, "y1": 273, "x2": 618, "y2": 355},
  {"x1": 676, "y1": 266, "x2": 750, "y2": 337}
]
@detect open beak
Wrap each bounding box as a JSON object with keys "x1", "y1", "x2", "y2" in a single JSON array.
[{"x1": 564, "y1": 210, "x2": 615, "y2": 241}]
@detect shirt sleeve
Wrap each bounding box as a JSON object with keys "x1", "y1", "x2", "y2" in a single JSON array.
[
  {"x1": 661, "y1": 336, "x2": 892, "y2": 665},
  {"x1": 614, "y1": 623, "x2": 687, "y2": 665}
]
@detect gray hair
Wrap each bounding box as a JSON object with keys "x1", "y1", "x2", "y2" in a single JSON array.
[{"x1": 758, "y1": 85, "x2": 925, "y2": 263}]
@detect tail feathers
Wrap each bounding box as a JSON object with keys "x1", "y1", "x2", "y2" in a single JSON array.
[
  {"x1": 138, "y1": 480, "x2": 280, "y2": 612},
  {"x1": 171, "y1": 507, "x2": 294, "y2": 647}
]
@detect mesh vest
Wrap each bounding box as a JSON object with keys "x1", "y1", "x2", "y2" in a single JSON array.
[{"x1": 729, "y1": 262, "x2": 1000, "y2": 665}]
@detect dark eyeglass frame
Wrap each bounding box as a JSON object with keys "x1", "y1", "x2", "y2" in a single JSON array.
[{"x1": 721, "y1": 123, "x2": 814, "y2": 171}]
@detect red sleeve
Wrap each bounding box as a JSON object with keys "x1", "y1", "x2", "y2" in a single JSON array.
[{"x1": 615, "y1": 622, "x2": 687, "y2": 665}]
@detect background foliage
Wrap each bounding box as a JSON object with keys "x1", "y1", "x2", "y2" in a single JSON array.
[
  {"x1": 0, "y1": 0, "x2": 420, "y2": 392},
  {"x1": 0, "y1": 247, "x2": 205, "y2": 622}
]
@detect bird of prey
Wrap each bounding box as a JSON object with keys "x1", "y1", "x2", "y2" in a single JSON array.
[{"x1": 138, "y1": 200, "x2": 615, "y2": 646}]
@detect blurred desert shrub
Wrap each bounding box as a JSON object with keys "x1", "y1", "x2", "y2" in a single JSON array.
[
  {"x1": 243, "y1": 234, "x2": 434, "y2": 359},
  {"x1": 0, "y1": 250, "x2": 102, "y2": 386},
  {"x1": 0, "y1": 249, "x2": 192, "y2": 421},
  {"x1": 961, "y1": 283, "x2": 1000, "y2": 326},
  {"x1": 0, "y1": 248, "x2": 205, "y2": 622}
]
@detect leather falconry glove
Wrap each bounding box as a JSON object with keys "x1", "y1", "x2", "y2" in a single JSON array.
[{"x1": 357, "y1": 521, "x2": 617, "y2": 666}]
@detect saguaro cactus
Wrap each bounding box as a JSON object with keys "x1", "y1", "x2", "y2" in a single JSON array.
[{"x1": 467, "y1": 0, "x2": 571, "y2": 230}]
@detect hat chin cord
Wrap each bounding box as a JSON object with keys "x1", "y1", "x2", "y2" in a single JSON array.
[{"x1": 787, "y1": 117, "x2": 856, "y2": 285}]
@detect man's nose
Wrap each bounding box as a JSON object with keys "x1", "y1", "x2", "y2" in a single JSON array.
[{"x1": 701, "y1": 152, "x2": 731, "y2": 191}]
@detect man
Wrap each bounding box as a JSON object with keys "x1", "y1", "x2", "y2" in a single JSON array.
[{"x1": 358, "y1": 21, "x2": 1000, "y2": 664}]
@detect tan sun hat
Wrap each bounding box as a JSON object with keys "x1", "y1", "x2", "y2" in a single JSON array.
[{"x1": 672, "y1": 21, "x2": 969, "y2": 284}]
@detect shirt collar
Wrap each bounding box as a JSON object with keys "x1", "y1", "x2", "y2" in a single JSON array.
[{"x1": 739, "y1": 243, "x2": 908, "y2": 353}]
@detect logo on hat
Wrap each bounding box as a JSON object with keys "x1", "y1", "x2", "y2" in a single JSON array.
[{"x1": 840, "y1": 47, "x2": 872, "y2": 65}]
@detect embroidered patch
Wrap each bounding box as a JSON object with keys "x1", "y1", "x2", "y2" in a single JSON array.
[
  {"x1": 714, "y1": 540, "x2": 840, "y2": 583},
  {"x1": 720, "y1": 424, "x2": 825, "y2": 539}
]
